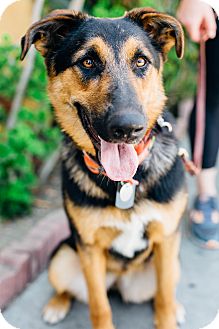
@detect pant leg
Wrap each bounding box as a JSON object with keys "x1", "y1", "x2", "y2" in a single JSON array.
[{"x1": 189, "y1": 20, "x2": 219, "y2": 169}]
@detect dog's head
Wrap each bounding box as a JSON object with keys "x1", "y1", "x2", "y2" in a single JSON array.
[{"x1": 21, "y1": 8, "x2": 184, "y2": 181}]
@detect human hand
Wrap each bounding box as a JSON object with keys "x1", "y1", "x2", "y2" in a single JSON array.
[{"x1": 177, "y1": 0, "x2": 217, "y2": 42}]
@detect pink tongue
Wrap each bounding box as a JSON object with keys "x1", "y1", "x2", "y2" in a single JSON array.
[{"x1": 100, "y1": 138, "x2": 138, "y2": 181}]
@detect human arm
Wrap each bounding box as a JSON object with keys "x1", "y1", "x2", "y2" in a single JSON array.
[{"x1": 201, "y1": 0, "x2": 219, "y2": 16}]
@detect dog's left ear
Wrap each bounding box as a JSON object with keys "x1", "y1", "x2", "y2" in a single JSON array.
[
  {"x1": 20, "y1": 10, "x2": 88, "y2": 60},
  {"x1": 125, "y1": 8, "x2": 184, "y2": 59}
]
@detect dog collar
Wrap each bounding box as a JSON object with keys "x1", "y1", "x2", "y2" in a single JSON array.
[{"x1": 82, "y1": 130, "x2": 155, "y2": 210}]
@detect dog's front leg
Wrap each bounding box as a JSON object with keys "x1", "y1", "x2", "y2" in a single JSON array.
[
  {"x1": 78, "y1": 244, "x2": 115, "y2": 329},
  {"x1": 153, "y1": 229, "x2": 180, "y2": 329}
]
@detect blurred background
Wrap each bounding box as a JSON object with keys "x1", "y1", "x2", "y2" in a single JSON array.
[{"x1": 0, "y1": 0, "x2": 198, "y2": 220}]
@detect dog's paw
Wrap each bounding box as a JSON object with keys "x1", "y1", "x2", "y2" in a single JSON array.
[
  {"x1": 176, "y1": 303, "x2": 186, "y2": 325},
  {"x1": 95, "y1": 325, "x2": 116, "y2": 329},
  {"x1": 42, "y1": 293, "x2": 71, "y2": 325},
  {"x1": 154, "y1": 311, "x2": 179, "y2": 329},
  {"x1": 154, "y1": 303, "x2": 185, "y2": 329}
]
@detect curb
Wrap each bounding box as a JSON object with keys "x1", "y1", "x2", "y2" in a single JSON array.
[{"x1": 0, "y1": 209, "x2": 70, "y2": 310}]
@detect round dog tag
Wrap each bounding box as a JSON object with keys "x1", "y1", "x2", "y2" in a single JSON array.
[{"x1": 119, "y1": 183, "x2": 134, "y2": 202}]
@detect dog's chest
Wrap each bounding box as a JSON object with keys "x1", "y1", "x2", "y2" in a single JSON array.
[
  {"x1": 109, "y1": 216, "x2": 148, "y2": 258},
  {"x1": 104, "y1": 202, "x2": 164, "y2": 259}
]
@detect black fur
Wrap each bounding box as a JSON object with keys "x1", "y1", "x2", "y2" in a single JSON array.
[
  {"x1": 146, "y1": 156, "x2": 185, "y2": 203},
  {"x1": 62, "y1": 162, "x2": 114, "y2": 207}
]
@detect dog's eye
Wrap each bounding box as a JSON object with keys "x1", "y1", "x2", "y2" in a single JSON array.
[
  {"x1": 82, "y1": 58, "x2": 95, "y2": 69},
  {"x1": 135, "y1": 56, "x2": 147, "y2": 68}
]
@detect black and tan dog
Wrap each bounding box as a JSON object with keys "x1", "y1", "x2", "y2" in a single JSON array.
[{"x1": 21, "y1": 7, "x2": 187, "y2": 329}]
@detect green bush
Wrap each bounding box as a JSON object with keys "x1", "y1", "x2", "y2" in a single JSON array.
[{"x1": 0, "y1": 36, "x2": 60, "y2": 219}]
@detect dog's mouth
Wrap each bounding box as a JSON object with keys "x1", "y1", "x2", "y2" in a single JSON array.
[{"x1": 74, "y1": 102, "x2": 143, "y2": 181}]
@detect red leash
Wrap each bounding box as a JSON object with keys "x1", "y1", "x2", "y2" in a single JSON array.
[
  {"x1": 179, "y1": 41, "x2": 206, "y2": 176},
  {"x1": 193, "y1": 40, "x2": 206, "y2": 169}
]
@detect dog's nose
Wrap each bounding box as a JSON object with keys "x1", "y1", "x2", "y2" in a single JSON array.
[{"x1": 108, "y1": 113, "x2": 145, "y2": 142}]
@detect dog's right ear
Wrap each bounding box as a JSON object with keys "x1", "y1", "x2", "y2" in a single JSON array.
[
  {"x1": 20, "y1": 10, "x2": 88, "y2": 60},
  {"x1": 125, "y1": 8, "x2": 184, "y2": 60}
]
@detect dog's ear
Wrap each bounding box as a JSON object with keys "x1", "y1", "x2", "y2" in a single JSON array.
[
  {"x1": 125, "y1": 8, "x2": 184, "y2": 59},
  {"x1": 20, "y1": 10, "x2": 88, "y2": 60}
]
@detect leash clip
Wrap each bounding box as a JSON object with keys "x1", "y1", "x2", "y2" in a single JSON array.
[
  {"x1": 178, "y1": 147, "x2": 200, "y2": 176},
  {"x1": 157, "y1": 115, "x2": 173, "y2": 132}
]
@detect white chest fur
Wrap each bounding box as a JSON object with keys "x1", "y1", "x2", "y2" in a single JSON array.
[
  {"x1": 102, "y1": 193, "x2": 184, "y2": 258},
  {"x1": 110, "y1": 215, "x2": 148, "y2": 258},
  {"x1": 103, "y1": 203, "x2": 163, "y2": 258}
]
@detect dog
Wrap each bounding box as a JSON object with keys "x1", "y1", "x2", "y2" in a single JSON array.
[{"x1": 21, "y1": 7, "x2": 187, "y2": 329}]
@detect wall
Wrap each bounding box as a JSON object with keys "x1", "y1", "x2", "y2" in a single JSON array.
[{"x1": 0, "y1": 0, "x2": 33, "y2": 44}]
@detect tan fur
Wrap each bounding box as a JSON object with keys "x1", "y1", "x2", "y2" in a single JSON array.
[
  {"x1": 43, "y1": 292, "x2": 71, "y2": 324},
  {"x1": 117, "y1": 258, "x2": 157, "y2": 303},
  {"x1": 34, "y1": 35, "x2": 48, "y2": 57},
  {"x1": 47, "y1": 244, "x2": 117, "y2": 303},
  {"x1": 120, "y1": 37, "x2": 153, "y2": 62},
  {"x1": 64, "y1": 195, "x2": 129, "y2": 244},
  {"x1": 154, "y1": 231, "x2": 181, "y2": 329},
  {"x1": 48, "y1": 244, "x2": 80, "y2": 296},
  {"x1": 72, "y1": 37, "x2": 115, "y2": 65},
  {"x1": 133, "y1": 189, "x2": 187, "y2": 236},
  {"x1": 48, "y1": 71, "x2": 96, "y2": 155},
  {"x1": 78, "y1": 244, "x2": 114, "y2": 329}
]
